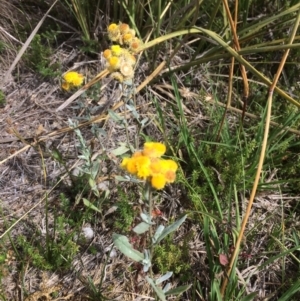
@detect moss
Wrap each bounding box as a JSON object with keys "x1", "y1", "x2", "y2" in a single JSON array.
[
  {"x1": 0, "y1": 90, "x2": 6, "y2": 107},
  {"x1": 22, "y1": 33, "x2": 60, "y2": 78},
  {"x1": 153, "y1": 233, "x2": 191, "y2": 279},
  {"x1": 113, "y1": 189, "x2": 136, "y2": 232}
]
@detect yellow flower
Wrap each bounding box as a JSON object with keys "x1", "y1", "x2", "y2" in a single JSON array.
[
  {"x1": 121, "y1": 152, "x2": 151, "y2": 179},
  {"x1": 119, "y1": 23, "x2": 130, "y2": 34},
  {"x1": 121, "y1": 157, "x2": 137, "y2": 174},
  {"x1": 108, "y1": 23, "x2": 120, "y2": 41},
  {"x1": 122, "y1": 33, "x2": 134, "y2": 45},
  {"x1": 130, "y1": 37, "x2": 142, "y2": 53},
  {"x1": 103, "y1": 49, "x2": 112, "y2": 60},
  {"x1": 63, "y1": 71, "x2": 84, "y2": 86},
  {"x1": 108, "y1": 56, "x2": 120, "y2": 70},
  {"x1": 135, "y1": 155, "x2": 151, "y2": 179},
  {"x1": 165, "y1": 170, "x2": 176, "y2": 183},
  {"x1": 161, "y1": 159, "x2": 178, "y2": 172},
  {"x1": 111, "y1": 72, "x2": 124, "y2": 82},
  {"x1": 108, "y1": 23, "x2": 118, "y2": 32},
  {"x1": 111, "y1": 45, "x2": 123, "y2": 56},
  {"x1": 121, "y1": 142, "x2": 178, "y2": 189},
  {"x1": 151, "y1": 174, "x2": 167, "y2": 190},
  {"x1": 149, "y1": 158, "x2": 162, "y2": 174},
  {"x1": 149, "y1": 158, "x2": 178, "y2": 188},
  {"x1": 143, "y1": 142, "x2": 166, "y2": 158}
]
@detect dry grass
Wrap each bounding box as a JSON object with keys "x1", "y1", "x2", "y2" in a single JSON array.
[{"x1": 0, "y1": 0, "x2": 21, "y2": 63}]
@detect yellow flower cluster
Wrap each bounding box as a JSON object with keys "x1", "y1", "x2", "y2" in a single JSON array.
[
  {"x1": 107, "y1": 23, "x2": 142, "y2": 51},
  {"x1": 121, "y1": 142, "x2": 178, "y2": 190},
  {"x1": 61, "y1": 71, "x2": 84, "y2": 91},
  {"x1": 104, "y1": 23, "x2": 143, "y2": 82}
]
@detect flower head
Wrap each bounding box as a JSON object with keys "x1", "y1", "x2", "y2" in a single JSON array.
[
  {"x1": 122, "y1": 33, "x2": 134, "y2": 45},
  {"x1": 103, "y1": 49, "x2": 112, "y2": 59},
  {"x1": 143, "y1": 142, "x2": 166, "y2": 158},
  {"x1": 111, "y1": 45, "x2": 123, "y2": 56},
  {"x1": 62, "y1": 71, "x2": 84, "y2": 90},
  {"x1": 108, "y1": 23, "x2": 120, "y2": 41},
  {"x1": 120, "y1": 63, "x2": 134, "y2": 79},
  {"x1": 151, "y1": 174, "x2": 167, "y2": 190},
  {"x1": 108, "y1": 23, "x2": 118, "y2": 32},
  {"x1": 110, "y1": 72, "x2": 124, "y2": 82},
  {"x1": 130, "y1": 37, "x2": 142, "y2": 53},
  {"x1": 105, "y1": 23, "x2": 140, "y2": 82},
  {"x1": 121, "y1": 142, "x2": 178, "y2": 189},
  {"x1": 119, "y1": 23, "x2": 130, "y2": 34},
  {"x1": 108, "y1": 56, "x2": 121, "y2": 71}
]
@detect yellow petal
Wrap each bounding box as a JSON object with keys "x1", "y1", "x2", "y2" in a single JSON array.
[
  {"x1": 151, "y1": 174, "x2": 167, "y2": 190},
  {"x1": 143, "y1": 142, "x2": 166, "y2": 158}
]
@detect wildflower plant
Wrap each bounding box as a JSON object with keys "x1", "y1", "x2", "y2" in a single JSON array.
[{"x1": 113, "y1": 142, "x2": 190, "y2": 300}]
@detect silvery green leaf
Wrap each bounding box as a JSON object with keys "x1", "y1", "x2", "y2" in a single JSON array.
[
  {"x1": 82, "y1": 198, "x2": 101, "y2": 213},
  {"x1": 123, "y1": 79, "x2": 133, "y2": 86},
  {"x1": 156, "y1": 272, "x2": 173, "y2": 285},
  {"x1": 152, "y1": 225, "x2": 165, "y2": 244},
  {"x1": 140, "y1": 212, "x2": 154, "y2": 224},
  {"x1": 163, "y1": 283, "x2": 171, "y2": 293},
  {"x1": 78, "y1": 155, "x2": 89, "y2": 160},
  {"x1": 89, "y1": 178, "x2": 100, "y2": 196},
  {"x1": 111, "y1": 145, "x2": 130, "y2": 156},
  {"x1": 144, "y1": 249, "x2": 150, "y2": 260},
  {"x1": 88, "y1": 177, "x2": 97, "y2": 189},
  {"x1": 140, "y1": 117, "x2": 149, "y2": 127},
  {"x1": 126, "y1": 103, "x2": 140, "y2": 119},
  {"x1": 142, "y1": 250, "x2": 151, "y2": 272},
  {"x1": 113, "y1": 234, "x2": 144, "y2": 262},
  {"x1": 91, "y1": 161, "x2": 100, "y2": 178},
  {"x1": 108, "y1": 110, "x2": 124, "y2": 122},
  {"x1": 165, "y1": 284, "x2": 192, "y2": 296},
  {"x1": 154, "y1": 215, "x2": 187, "y2": 245},
  {"x1": 133, "y1": 222, "x2": 150, "y2": 234},
  {"x1": 114, "y1": 175, "x2": 131, "y2": 182},
  {"x1": 146, "y1": 276, "x2": 166, "y2": 301},
  {"x1": 114, "y1": 175, "x2": 143, "y2": 183}
]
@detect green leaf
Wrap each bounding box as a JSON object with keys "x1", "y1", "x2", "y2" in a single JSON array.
[
  {"x1": 111, "y1": 144, "x2": 130, "y2": 156},
  {"x1": 278, "y1": 279, "x2": 300, "y2": 301},
  {"x1": 108, "y1": 110, "x2": 124, "y2": 122},
  {"x1": 132, "y1": 222, "x2": 150, "y2": 234},
  {"x1": 82, "y1": 198, "x2": 101, "y2": 213},
  {"x1": 113, "y1": 234, "x2": 144, "y2": 262},
  {"x1": 165, "y1": 284, "x2": 192, "y2": 296},
  {"x1": 240, "y1": 292, "x2": 258, "y2": 301},
  {"x1": 146, "y1": 276, "x2": 166, "y2": 301},
  {"x1": 156, "y1": 272, "x2": 173, "y2": 285},
  {"x1": 51, "y1": 148, "x2": 64, "y2": 163},
  {"x1": 152, "y1": 225, "x2": 165, "y2": 244},
  {"x1": 154, "y1": 215, "x2": 187, "y2": 245}
]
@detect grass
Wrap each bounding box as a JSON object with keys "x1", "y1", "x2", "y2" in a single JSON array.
[{"x1": 1, "y1": 0, "x2": 300, "y2": 300}]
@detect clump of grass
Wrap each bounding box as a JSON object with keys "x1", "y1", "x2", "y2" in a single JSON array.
[
  {"x1": 16, "y1": 219, "x2": 79, "y2": 271},
  {"x1": 22, "y1": 33, "x2": 60, "y2": 78}
]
